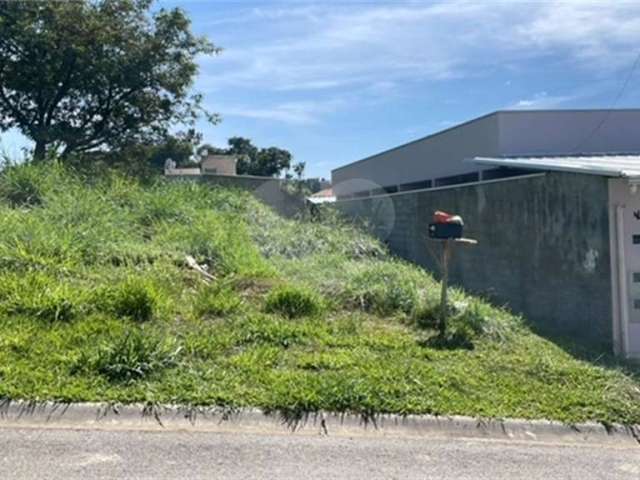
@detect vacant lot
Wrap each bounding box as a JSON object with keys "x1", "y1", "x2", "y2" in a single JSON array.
[{"x1": 0, "y1": 163, "x2": 639, "y2": 425}]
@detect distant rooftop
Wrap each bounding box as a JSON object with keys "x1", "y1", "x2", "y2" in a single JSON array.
[
  {"x1": 308, "y1": 187, "x2": 336, "y2": 204},
  {"x1": 333, "y1": 109, "x2": 640, "y2": 173},
  {"x1": 471, "y1": 154, "x2": 640, "y2": 179}
]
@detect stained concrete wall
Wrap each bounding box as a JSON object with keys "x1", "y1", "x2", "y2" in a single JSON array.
[
  {"x1": 166, "y1": 174, "x2": 305, "y2": 217},
  {"x1": 201, "y1": 155, "x2": 237, "y2": 175},
  {"x1": 336, "y1": 172, "x2": 614, "y2": 348}
]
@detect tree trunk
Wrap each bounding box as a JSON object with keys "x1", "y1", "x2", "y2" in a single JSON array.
[
  {"x1": 33, "y1": 140, "x2": 47, "y2": 162},
  {"x1": 60, "y1": 145, "x2": 74, "y2": 161}
]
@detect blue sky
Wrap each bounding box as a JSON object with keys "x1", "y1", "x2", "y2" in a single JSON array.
[{"x1": 3, "y1": 0, "x2": 640, "y2": 179}]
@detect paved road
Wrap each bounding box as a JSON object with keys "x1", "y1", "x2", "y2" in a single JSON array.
[{"x1": 0, "y1": 426, "x2": 638, "y2": 479}]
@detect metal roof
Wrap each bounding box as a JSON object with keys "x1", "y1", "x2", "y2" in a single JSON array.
[
  {"x1": 470, "y1": 155, "x2": 640, "y2": 179},
  {"x1": 307, "y1": 187, "x2": 336, "y2": 204}
]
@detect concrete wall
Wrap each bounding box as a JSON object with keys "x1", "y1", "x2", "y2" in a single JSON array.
[
  {"x1": 336, "y1": 172, "x2": 614, "y2": 349},
  {"x1": 201, "y1": 155, "x2": 237, "y2": 175},
  {"x1": 166, "y1": 174, "x2": 305, "y2": 218}
]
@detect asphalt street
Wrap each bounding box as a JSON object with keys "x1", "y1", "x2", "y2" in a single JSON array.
[{"x1": 1, "y1": 425, "x2": 639, "y2": 479}]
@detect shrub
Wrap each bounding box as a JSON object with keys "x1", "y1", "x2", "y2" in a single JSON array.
[
  {"x1": 155, "y1": 210, "x2": 270, "y2": 278},
  {"x1": 135, "y1": 185, "x2": 193, "y2": 227},
  {"x1": 413, "y1": 303, "x2": 440, "y2": 330},
  {"x1": 425, "y1": 323, "x2": 476, "y2": 350},
  {"x1": 344, "y1": 263, "x2": 420, "y2": 316},
  {"x1": 265, "y1": 286, "x2": 324, "y2": 319},
  {"x1": 422, "y1": 299, "x2": 518, "y2": 349},
  {"x1": 95, "y1": 279, "x2": 157, "y2": 322},
  {"x1": 0, "y1": 273, "x2": 77, "y2": 322},
  {"x1": 0, "y1": 163, "x2": 44, "y2": 207},
  {"x1": 83, "y1": 330, "x2": 180, "y2": 383},
  {"x1": 247, "y1": 205, "x2": 386, "y2": 260},
  {"x1": 194, "y1": 284, "x2": 242, "y2": 317},
  {"x1": 28, "y1": 290, "x2": 75, "y2": 322}
]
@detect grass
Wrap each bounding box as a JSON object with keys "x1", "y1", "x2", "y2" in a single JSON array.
[
  {"x1": 0, "y1": 162, "x2": 640, "y2": 425},
  {"x1": 265, "y1": 286, "x2": 324, "y2": 318},
  {"x1": 95, "y1": 278, "x2": 158, "y2": 323}
]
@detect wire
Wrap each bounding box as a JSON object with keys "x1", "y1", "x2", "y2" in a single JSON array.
[{"x1": 574, "y1": 50, "x2": 640, "y2": 153}]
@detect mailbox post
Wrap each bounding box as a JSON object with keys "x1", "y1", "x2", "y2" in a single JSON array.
[
  {"x1": 428, "y1": 211, "x2": 477, "y2": 335},
  {"x1": 439, "y1": 239, "x2": 452, "y2": 335}
]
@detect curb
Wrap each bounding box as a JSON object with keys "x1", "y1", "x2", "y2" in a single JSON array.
[{"x1": 0, "y1": 400, "x2": 638, "y2": 445}]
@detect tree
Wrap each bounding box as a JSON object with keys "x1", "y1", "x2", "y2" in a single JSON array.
[
  {"x1": 227, "y1": 136, "x2": 259, "y2": 162},
  {"x1": 293, "y1": 161, "x2": 306, "y2": 179},
  {"x1": 252, "y1": 147, "x2": 292, "y2": 177},
  {"x1": 0, "y1": 0, "x2": 218, "y2": 161},
  {"x1": 208, "y1": 137, "x2": 292, "y2": 177},
  {"x1": 80, "y1": 129, "x2": 201, "y2": 178},
  {"x1": 146, "y1": 129, "x2": 201, "y2": 169},
  {"x1": 196, "y1": 143, "x2": 226, "y2": 159}
]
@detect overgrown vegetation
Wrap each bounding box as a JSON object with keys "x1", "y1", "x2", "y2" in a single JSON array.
[
  {"x1": 194, "y1": 283, "x2": 243, "y2": 318},
  {"x1": 265, "y1": 286, "x2": 324, "y2": 319},
  {"x1": 1, "y1": 162, "x2": 639, "y2": 425},
  {"x1": 76, "y1": 329, "x2": 181, "y2": 383},
  {"x1": 95, "y1": 279, "x2": 158, "y2": 323}
]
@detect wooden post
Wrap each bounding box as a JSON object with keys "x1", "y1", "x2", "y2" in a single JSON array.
[
  {"x1": 439, "y1": 239, "x2": 451, "y2": 336},
  {"x1": 427, "y1": 237, "x2": 477, "y2": 337}
]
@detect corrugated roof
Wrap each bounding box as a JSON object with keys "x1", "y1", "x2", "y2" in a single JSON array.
[
  {"x1": 470, "y1": 154, "x2": 640, "y2": 178},
  {"x1": 308, "y1": 187, "x2": 336, "y2": 204},
  {"x1": 310, "y1": 187, "x2": 334, "y2": 198}
]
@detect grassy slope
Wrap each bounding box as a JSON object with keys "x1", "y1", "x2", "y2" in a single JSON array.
[{"x1": 0, "y1": 163, "x2": 639, "y2": 424}]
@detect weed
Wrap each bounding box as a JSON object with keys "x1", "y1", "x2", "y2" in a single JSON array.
[
  {"x1": 81, "y1": 329, "x2": 180, "y2": 383},
  {"x1": 0, "y1": 162, "x2": 639, "y2": 426},
  {"x1": 95, "y1": 279, "x2": 157, "y2": 322},
  {"x1": 265, "y1": 286, "x2": 324, "y2": 318},
  {"x1": 343, "y1": 262, "x2": 421, "y2": 316},
  {"x1": 0, "y1": 273, "x2": 78, "y2": 322},
  {"x1": 0, "y1": 163, "x2": 44, "y2": 207},
  {"x1": 194, "y1": 284, "x2": 242, "y2": 317},
  {"x1": 232, "y1": 314, "x2": 320, "y2": 348}
]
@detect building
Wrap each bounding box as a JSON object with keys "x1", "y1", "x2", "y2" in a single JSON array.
[
  {"x1": 307, "y1": 187, "x2": 336, "y2": 204},
  {"x1": 333, "y1": 110, "x2": 640, "y2": 197},
  {"x1": 200, "y1": 154, "x2": 238, "y2": 175},
  {"x1": 332, "y1": 110, "x2": 640, "y2": 357}
]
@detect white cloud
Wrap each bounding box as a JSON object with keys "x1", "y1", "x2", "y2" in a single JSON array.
[
  {"x1": 217, "y1": 98, "x2": 345, "y2": 125},
  {"x1": 197, "y1": 1, "x2": 640, "y2": 124},
  {"x1": 514, "y1": 1, "x2": 640, "y2": 69},
  {"x1": 202, "y1": 1, "x2": 640, "y2": 94},
  {"x1": 511, "y1": 90, "x2": 584, "y2": 110}
]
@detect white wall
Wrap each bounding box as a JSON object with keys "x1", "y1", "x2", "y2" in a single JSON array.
[{"x1": 609, "y1": 178, "x2": 640, "y2": 357}]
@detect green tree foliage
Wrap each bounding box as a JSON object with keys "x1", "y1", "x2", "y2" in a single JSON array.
[
  {"x1": 208, "y1": 137, "x2": 293, "y2": 177},
  {"x1": 252, "y1": 146, "x2": 292, "y2": 177},
  {"x1": 80, "y1": 130, "x2": 201, "y2": 178},
  {"x1": 0, "y1": 0, "x2": 218, "y2": 161},
  {"x1": 146, "y1": 130, "x2": 202, "y2": 169},
  {"x1": 127, "y1": 130, "x2": 201, "y2": 169},
  {"x1": 293, "y1": 161, "x2": 306, "y2": 179},
  {"x1": 196, "y1": 143, "x2": 226, "y2": 158},
  {"x1": 228, "y1": 137, "x2": 259, "y2": 166}
]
